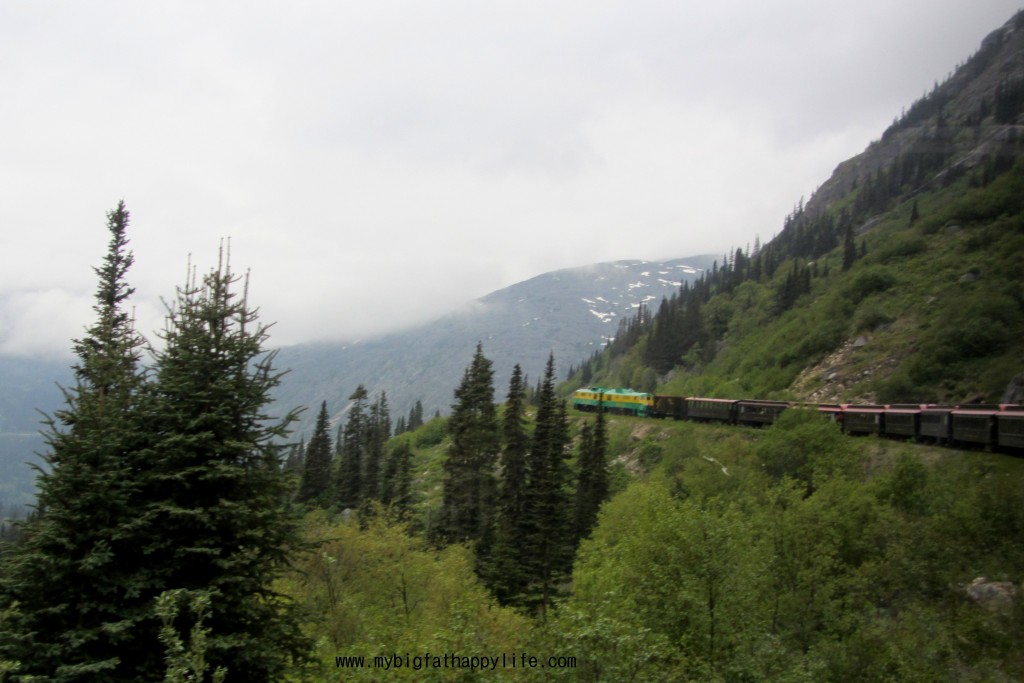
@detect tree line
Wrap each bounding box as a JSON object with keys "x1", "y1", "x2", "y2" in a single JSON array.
[{"x1": 287, "y1": 341, "x2": 612, "y2": 616}]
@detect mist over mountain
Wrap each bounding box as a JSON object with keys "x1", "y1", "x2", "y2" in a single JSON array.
[{"x1": 272, "y1": 257, "x2": 715, "y2": 435}]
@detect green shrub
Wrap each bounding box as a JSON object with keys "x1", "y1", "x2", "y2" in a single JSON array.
[
  {"x1": 844, "y1": 267, "x2": 898, "y2": 304},
  {"x1": 876, "y1": 234, "x2": 927, "y2": 263}
]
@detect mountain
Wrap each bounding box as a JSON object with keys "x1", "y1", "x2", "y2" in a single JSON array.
[
  {"x1": 582, "y1": 11, "x2": 1024, "y2": 406},
  {"x1": 272, "y1": 257, "x2": 715, "y2": 435},
  {"x1": 805, "y1": 11, "x2": 1024, "y2": 222},
  {"x1": 0, "y1": 356, "x2": 72, "y2": 507}
]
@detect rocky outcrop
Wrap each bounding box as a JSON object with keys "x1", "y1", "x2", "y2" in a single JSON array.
[
  {"x1": 963, "y1": 577, "x2": 1018, "y2": 612},
  {"x1": 803, "y1": 12, "x2": 1024, "y2": 224}
]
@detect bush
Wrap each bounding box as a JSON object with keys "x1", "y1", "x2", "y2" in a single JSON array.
[
  {"x1": 932, "y1": 292, "x2": 1020, "y2": 362},
  {"x1": 844, "y1": 267, "x2": 898, "y2": 304},
  {"x1": 853, "y1": 305, "x2": 894, "y2": 332},
  {"x1": 875, "y1": 234, "x2": 927, "y2": 263},
  {"x1": 413, "y1": 416, "x2": 448, "y2": 447}
]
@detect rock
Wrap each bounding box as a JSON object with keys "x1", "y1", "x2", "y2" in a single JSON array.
[
  {"x1": 853, "y1": 335, "x2": 869, "y2": 348},
  {"x1": 964, "y1": 577, "x2": 1017, "y2": 611},
  {"x1": 959, "y1": 268, "x2": 981, "y2": 283},
  {"x1": 1002, "y1": 373, "x2": 1024, "y2": 404}
]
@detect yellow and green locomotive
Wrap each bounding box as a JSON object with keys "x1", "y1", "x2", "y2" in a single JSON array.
[{"x1": 572, "y1": 387, "x2": 655, "y2": 416}]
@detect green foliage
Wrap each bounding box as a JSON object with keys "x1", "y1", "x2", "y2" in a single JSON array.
[
  {"x1": 411, "y1": 415, "x2": 447, "y2": 447},
  {"x1": 842, "y1": 266, "x2": 898, "y2": 304},
  {"x1": 873, "y1": 233, "x2": 927, "y2": 263},
  {"x1": 156, "y1": 589, "x2": 227, "y2": 683},
  {"x1": 931, "y1": 291, "x2": 1021, "y2": 361},
  {"x1": 555, "y1": 415, "x2": 1024, "y2": 681},
  {"x1": 278, "y1": 510, "x2": 531, "y2": 682},
  {"x1": 756, "y1": 408, "x2": 859, "y2": 492}
]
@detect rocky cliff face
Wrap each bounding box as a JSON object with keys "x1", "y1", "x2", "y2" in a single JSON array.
[{"x1": 806, "y1": 11, "x2": 1024, "y2": 225}]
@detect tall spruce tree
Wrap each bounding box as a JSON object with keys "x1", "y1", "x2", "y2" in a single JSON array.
[
  {"x1": 842, "y1": 223, "x2": 857, "y2": 271},
  {"x1": 487, "y1": 363, "x2": 532, "y2": 603},
  {"x1": 0, "y1": 202, "x2": 148, "y2": 681},
  {"x1": 573, "y1": 403, "x2": 609, "y2": 545},
  {"x1": 380, "y1": 441, "x2": 414, "y2": 519},
  {"x1": 523, "y1": 353, "x2": 572, "y2": 616},
  {"x1": 439, "y1": 343, "x2": 499, "y2": 552},
  {"x1": 131, "y1": 249, "x2": 309, "y2": 680},
  {"x1": 284, "y1": 437, "x2": 305, "y2": 475},
  {"x1": 360, "y1": 392, "x2": 390, "y2": 504},
  {"x1": 297, "y1": 402, "x2": 333, "y2": 505},
  {"x1": 336, "y1": 385, "x2": 368, "y2": 510},
  {"x1": 408, "y1": 400, "x2": 424, "y2": 431}
]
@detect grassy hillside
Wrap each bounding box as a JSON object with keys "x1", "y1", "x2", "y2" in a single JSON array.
[{"x1": 576, "y1": 157, "x2": 1024, "y2": 406}]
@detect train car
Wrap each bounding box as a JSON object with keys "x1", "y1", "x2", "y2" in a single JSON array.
[
  {"x1": 996, "y1": 405, "x2": 1024, "y2": 450},
  {"x1": 817, "y1": 403, "x2": 845, "y2": 424},
  {"x1": 686, "y1": 397, "x2": 738, "y2": 424},
  {"x1": 883, "y1": 404, "x2": 923, "y2": 439},
  {"x1": 951, "y1": 405, "x2": 1000, "y2": 447},
  {"x1": 735, "y1": 399, "x2": 790, "y2": 427},
  {"x1": 572, "y1": 387, "x2": 654, "y2": 416},
  {"x1": 571, "y1": 386, "x2": 1023, "y2": 455},
  {"x1": 920, "y1": 405, "x2": 955, "y2": 443},
  {"x1": 652, "y1": 394, "x2": 688, "y2": 420},
  {"x1": 843, "y1": 405, "x2": 886, "y2": 435}
]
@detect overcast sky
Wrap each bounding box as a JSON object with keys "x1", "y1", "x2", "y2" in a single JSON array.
[{"x1": 1, "y1": 1, "x2": 1019, "y2": 358}]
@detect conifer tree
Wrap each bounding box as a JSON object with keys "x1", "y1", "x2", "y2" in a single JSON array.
[
  {"x1": 336, "y1": 385, "x2": 368, "y2": 510},
  {"x1": 842, "y1": 223, "x2": 857, "y2": 271},
  {"x1": 360, "y1": 391, "x2": 390, "y2": 505},
  {"x1": 439, "y1": 343, "x2": 499, "y2": 551},
  {"x1": 573, "y1": 403, "x2": 609, "y2": 544},
  {"x1": 297, "y1": 402, "x2": 333, "y2": 505},
  {"x1": 523, "y1": 353, "x2": 571, "y2": 616},
  {"x1": 132, "y1": 249, "x2": 308, "y2": 680},
  {"x1": 284, "y1": 437, "x2": 305, "y2": 475},
  {"x1": 407, "y1": 400, "x2": 424, "y2": 431},
  {"x1": 0, "y1": 201, "x2": 148, "y2": 680},
  {"x1": 487, "y1": 364, "x2": 532, "y2": 603},
  {"x1": 380, "y1": 441, "x2": 414, "y2": 519}
]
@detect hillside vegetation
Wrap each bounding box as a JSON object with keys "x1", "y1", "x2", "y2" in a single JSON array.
[
  {"x1": 574, "y1": 12, "x2": 1024, "y2": 405},
  {"x1": 276, "y1": 409, "x2": 1024, "y2": 681}
]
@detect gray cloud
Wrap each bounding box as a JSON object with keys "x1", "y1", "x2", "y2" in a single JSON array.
[{"x1": 1, "y1": 0, "x2": 1018, "y2": 356}]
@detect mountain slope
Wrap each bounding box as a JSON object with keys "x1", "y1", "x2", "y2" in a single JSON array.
[
  {"x1": 582, "y1": 10, "x2": 1024, "y2": 405},
  {"x1": 272, "y1": 257, "x2": 714, "y2": 433}
]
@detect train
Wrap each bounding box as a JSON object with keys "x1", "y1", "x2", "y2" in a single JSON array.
[{"x1": 571, "y1": 387, "x2": 1024, "y2": 452}]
